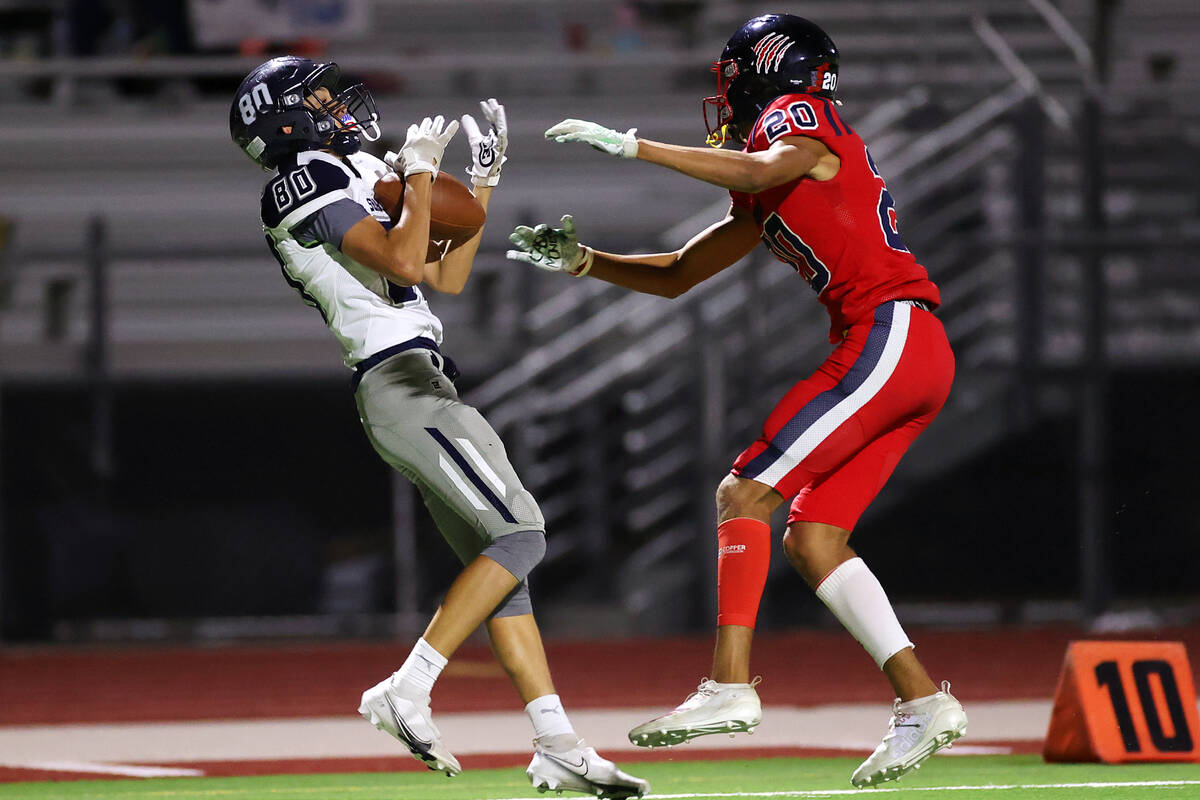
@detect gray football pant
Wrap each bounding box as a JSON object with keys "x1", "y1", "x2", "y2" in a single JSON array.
[{"x1": 354, "y1": 348, "x2": 545, "y2": 617}]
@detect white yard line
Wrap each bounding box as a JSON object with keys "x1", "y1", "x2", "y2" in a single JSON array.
[
  {"x1": 0, "y1": 701, "x2": 1050, "y2": 765},
  {"x1": 488, "y1": 780, "x2": 1200, "y2": 800},
  {"x1": 938, "y1": 745, "x2": 1014, "y2": 755},
  {"x1": 0, "y1": 761, "x2": 203, "y2": 778}
]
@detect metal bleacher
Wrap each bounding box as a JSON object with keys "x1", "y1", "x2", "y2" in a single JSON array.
[{"x1": 1, "y1": 1, "x2": 1198, "y2": 633}]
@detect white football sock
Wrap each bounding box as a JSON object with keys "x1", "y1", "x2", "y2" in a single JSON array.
[
  {"x1": 526, "y1": 693, "x2": 576, "y2": 740},
  {"x1": 815, "y1": 557, "x2": 914, "y2": 669},
  {"x1": 394, "y1": 637, "x2": 447, "y2": 697}
]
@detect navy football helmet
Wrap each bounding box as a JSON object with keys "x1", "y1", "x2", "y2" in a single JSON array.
[
  {"x1": 704, "y1": 14, "x2": 839, "y2": 146},
  {"x1": 230, "y1": 56, "x2": 380, "y2": 169}
]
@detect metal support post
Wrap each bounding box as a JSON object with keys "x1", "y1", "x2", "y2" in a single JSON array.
[
  {"x1": 1078, "y1": 0, "x2": 1115, "y2": 618},
  {"x1": 0, "y1": 217, "x2": 9, "y2": 641},
  {"x1": 390, "y1": 471, "x2": 419, "y2": 635},
  {"x1": 0, "y1": 278, "x2": 4, "y2": 642},
  {"x1": 85, "y1": 216, "x2": 113, "y2": 486},
  {"x1": 691, "y1": 308, "x2": 725, "y2": 631},
  {"x1": 579, "y1": 401, "x2": 610, "y2": 562},
  {"x1": 1014, "y1": 98, "x2": 1047, "y2": 427}
]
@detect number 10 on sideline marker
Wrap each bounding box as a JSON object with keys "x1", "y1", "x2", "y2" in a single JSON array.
[{"x1": 1044, "y1": 640, "x2": 1200, "y2": 763}]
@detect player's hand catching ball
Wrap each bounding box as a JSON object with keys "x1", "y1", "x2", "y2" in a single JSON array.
[
  {"x1": 385, "y1": 115, "x2": 459, "y2": 179},
  {"x1": 545, "y1": 119, "x2": 638, "y2": 159},
  {"x1": 506, "y1": 214, "x2": 594, "y2": 277},
  {"x1": 461, "y1": 98, "x2": 508, "y2": 187}
]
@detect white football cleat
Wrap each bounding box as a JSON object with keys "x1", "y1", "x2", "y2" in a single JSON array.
[
  {"x1": 627, "y1": 677, "x2": 762, "y2": 747},
  {"x1": 527, "y1": 735, "x2": 649, "y2": 799},
  {"x1": 358, "y1": 674, "x2": 461, "y2": 776},
  {"x1": 851, "y1": 682, "x2": 967, "y2": 788}
]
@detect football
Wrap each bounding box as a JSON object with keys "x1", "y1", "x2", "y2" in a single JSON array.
[{"x1": 374, "y1": 172, "x2": 486, "y2": 261}]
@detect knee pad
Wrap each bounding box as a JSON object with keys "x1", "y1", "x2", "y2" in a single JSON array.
[{"x1": 481, "y1": 529, "x2": 546, "y2": 582}]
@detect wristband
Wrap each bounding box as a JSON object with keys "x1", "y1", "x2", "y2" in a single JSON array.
[
  {"x1": 568, "y1": 246, "x2": 595, "y2": 277},
  {"x1": 403, "y1": 162, "x2": 437, "y2": 179},
  {"x1": 622, "y1": 128, "x2": 639, "y2": 159}
]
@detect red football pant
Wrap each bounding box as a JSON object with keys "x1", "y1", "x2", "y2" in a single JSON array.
[
  {"x1": 732, "y1": 301, "x2": 955, "y2": 531},
  {"x1": 716, "y1": 517, "x2": 772, "y2": 628}
]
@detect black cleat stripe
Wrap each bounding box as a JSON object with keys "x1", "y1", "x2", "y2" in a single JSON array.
[{"x1": 383, "y1": 694, "x2": 434, "y2": 756}]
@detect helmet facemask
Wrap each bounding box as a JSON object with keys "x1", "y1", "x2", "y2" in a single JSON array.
[
  {"x1": 704, "y1": 59, "x2": 776, "y2": 147},
  {"x1": 298, "y1": 63, "x2": 381, "y2": 157},
  {"x1": 703, "y1": 59, "x2": 739, "y2": 147}
]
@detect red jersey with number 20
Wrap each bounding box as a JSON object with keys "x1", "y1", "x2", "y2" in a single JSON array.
[{"x1": 730, "y1": 93, "x2": 940, "y2": 342}]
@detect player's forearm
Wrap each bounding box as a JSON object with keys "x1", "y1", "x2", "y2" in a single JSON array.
[
  {"x1": 584, "y1": 248, "x2": 689, "y2": 298},
  {"x1": 387, "y1": 173, "x2": 435, "y2": 285},
  {"x1": 635, "y1": 139, "x2": 768, "y2": 193},
  {"x1": 426, "y1": 186, "x2": 493, "y2": 294}
]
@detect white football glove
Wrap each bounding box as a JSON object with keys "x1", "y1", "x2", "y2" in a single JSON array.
[
  {"x1": 545, "y1": 118, "x2": 638, "y2": 159},
  {"x1": 461, "y1": 98, "x2": 508, "y2": 187},
  {"x1": 506, "y1": 214, "x2": 594, "y2": 276},
  {"x1": 384, "y1": 114, "x2": 459, "y2": 178}
]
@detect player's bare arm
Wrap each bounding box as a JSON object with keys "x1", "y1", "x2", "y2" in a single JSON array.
[
  {"x1": 507, "y1": 205, "x2": 760, "y2": 298},
  {"x1": 342, "y1": 174, "x2": 433, "y2": 286},
  {"x1": 424, "y1": 100, "x2": 508, "y2": 294},
  {"x1": 422, "y1": 185, "x2": 490, "y2": 294},
  {"x1": 545, "y1": 119, "x2": 839, "y2": 192},
  {"x1": 634, "y1": 135, "x2": 837, "y2": 191},
  {"x1": 586, "y1": 207, "x2": 760, "y2": 297}
]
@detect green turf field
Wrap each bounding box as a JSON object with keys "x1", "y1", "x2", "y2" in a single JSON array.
[{"x1": 2, "y1": 757, "x2": 1200, "y2": 800}]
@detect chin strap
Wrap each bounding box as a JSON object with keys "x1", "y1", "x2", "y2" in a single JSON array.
[{"x1": 706, "y1": 124, "x2": 730, "y2": 148}]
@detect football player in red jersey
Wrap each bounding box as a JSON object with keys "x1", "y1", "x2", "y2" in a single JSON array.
[{"x1": 507, "y1": 14, "x2": 967, "y2": 788}]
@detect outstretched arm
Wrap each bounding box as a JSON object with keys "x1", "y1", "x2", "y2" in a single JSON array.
[
  {"x1": 507, "y1": 205, "x2": 761, "y2": 298},
  {"x1": 545, "y1": 119, "x2": 838, "y2": 193},
  {"x1": 635, "y1": 136, "x2": 834, "y2": 193}
]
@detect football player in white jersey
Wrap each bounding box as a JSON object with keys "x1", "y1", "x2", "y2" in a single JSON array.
[{"x1": 230, "y1": 57, "x2": 648, "y2": 799}]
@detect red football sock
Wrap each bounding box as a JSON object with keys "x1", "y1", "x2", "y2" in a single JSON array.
[{"x1": 716, "y1": 517, "x2": 772, "y2": 628}]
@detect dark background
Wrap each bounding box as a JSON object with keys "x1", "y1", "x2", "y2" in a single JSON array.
[
  {"x1": 2, "y1": 0, "x2": 1198, "y2": 643},
  {"x1": 5, "y1": 366, "x2": 1197, "y2": 639}
]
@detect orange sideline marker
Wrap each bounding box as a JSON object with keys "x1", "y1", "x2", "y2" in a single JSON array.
[{"x1": 1044, "y1": 641, "x2": 1200, "y2": 763}]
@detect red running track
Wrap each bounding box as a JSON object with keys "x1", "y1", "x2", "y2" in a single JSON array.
[
  {"x1": 2, "y1": 626, "x2": 1196, "y2": 783},
  {"x1": 5, "y1": 626, "x2": 1200, "y2": 725}
]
